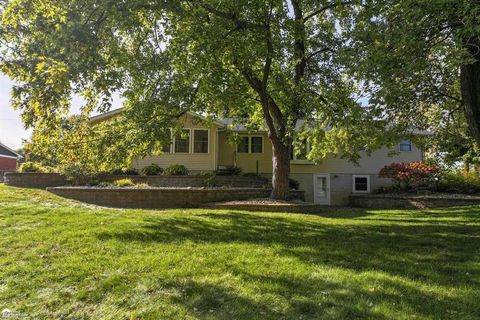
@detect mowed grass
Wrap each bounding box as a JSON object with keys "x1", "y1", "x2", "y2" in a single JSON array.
[{"x1": 0, "y1": 185, "x2": 479, "y2": 319}]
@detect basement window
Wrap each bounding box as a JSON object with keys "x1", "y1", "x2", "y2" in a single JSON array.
[
  {"x1": 353, "y1": 175, "x2": 370, "y2": 193},
  {"x1": 399, "y1": 140, "x2": 412, "y2": 152}
]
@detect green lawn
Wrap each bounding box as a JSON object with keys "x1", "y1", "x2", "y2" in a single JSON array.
[{"x1": 0, "y1": 185, "x2": 479, "y2": 319}]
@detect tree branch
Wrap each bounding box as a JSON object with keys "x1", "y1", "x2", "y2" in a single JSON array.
[{"x1": 304, "y1": 1, "x2": 355, "y2": 22}]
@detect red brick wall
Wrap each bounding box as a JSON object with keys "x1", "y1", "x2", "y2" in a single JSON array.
[{"x1": 0, "y1": 156, "x2": 16, "y2": 171}]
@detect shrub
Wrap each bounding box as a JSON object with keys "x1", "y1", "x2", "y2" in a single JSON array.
[
  {"x1": 197, "y1": 171, "x2": 217, "y2": 187},
  {"x1": 216, "y1": 166, "x2": 242, "y2": 176},
  {"x1": 58, "y1": 162, "x2": 95, "y2": 186},
  {"x1": 112, "y1": 178, "x2": 136, "y2": 187},
  {"x1": 164, "y1": 164, "x2": 189, "y2": 176},
  {"x1": 141, "y1": 163, "x2": 163, "y2": 176},
  {"x1": 379, "y1": 161, "x2": 440, "y2": 190},
  {"x1": 18, "y1": 161, "x2": 47, "y2": 173},
  {"x1": 438, "y1": 171, "x2": 480, "y2": 194},
  {"x1": 242, "y1": 172, "x2": 270, "y2": 182},
  {"x1": 110, "y1": 168, "x2": 139, "y2": 176},
  {"x1": 289, "y1": 178, "x2": 300, "y2": 190}
]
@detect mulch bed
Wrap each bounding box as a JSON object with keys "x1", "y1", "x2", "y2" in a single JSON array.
[{"x1": 203, "y1": 198, "x2": 327, "y2": 213}]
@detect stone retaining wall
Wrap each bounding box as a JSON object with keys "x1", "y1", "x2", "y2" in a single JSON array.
[
  {"x1": 4, "y1": 172, "x2": 66, "y2": 189},
  {"x1": 3, "y1": 172, "x2": 268, "y2": 189},
  {"x1": 349, "y1": 194, "x2": 480, "y2": 209},
  {"x1": 96, "y1": 174, "x2": 268, "y2": 188},
  {"x1": 47, "y1": 187, "x2": 274, "y2": 208}
]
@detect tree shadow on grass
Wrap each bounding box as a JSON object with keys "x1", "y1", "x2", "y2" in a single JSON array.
[
  {"x1": 158, "y1": 278, "x2": 391, "y2": 320},
  {"x1": 96, "y1": 208, "x2": 480, "y2": 318}
]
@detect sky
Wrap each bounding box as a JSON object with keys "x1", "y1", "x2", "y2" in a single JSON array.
[
  {"x1": 0, "y1": 73, "x2": 121, "y2": 151},
  {"x1": 0, "y1": 74, "x2": 29, "y2": 150}
]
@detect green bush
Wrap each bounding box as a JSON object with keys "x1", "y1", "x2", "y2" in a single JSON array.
[
  {"x1": 216, "y1": 166, "x2": 242, "y2": 176},
  {"x1": 58, "y1": 162, "x2": 95, "y2": 186},
  {"x1": 289, "y1": 178, "x2": 300, "y2": 190},
  {"x1": 242, "y1": 172, "x2": 269, "y2": 183},
  {"x1": 141, "y1": 163, "x2": 163, "y2": 176},
  {"x1": 112, "y1": 178, "x2": 136, "y2": 187},
  {"x1": 18, "y1": 161, "x2": 47, "y2": 173},
  {"x1": 110, "y1": 168, "x2": 139, "y2": 176},
  {"x1": 197, "y1": 171, "x2": 217, "y2": 187},
  {"x1": 164, "y1": 164, "x2": 189, "y2": 176},
  {"x1": 438, "y1": 171, "x2": 480, "y2": 194}
]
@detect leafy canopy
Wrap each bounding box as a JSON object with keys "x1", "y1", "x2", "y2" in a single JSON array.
[{"x1": 1, "y1": 0, "x2": 414, "y2": 170}]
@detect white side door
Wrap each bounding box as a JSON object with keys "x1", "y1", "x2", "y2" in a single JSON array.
[{"x1": 314, "y1": 174, "x2": 331, "y2": 205}]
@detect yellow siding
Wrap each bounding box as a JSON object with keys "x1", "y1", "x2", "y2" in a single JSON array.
[{"x1": 132, "y1": 113, "x2": 220, "y2": 172}]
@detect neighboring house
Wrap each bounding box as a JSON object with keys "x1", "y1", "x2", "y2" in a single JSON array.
[
  {"x1": 0, "y1": 142, "x2": 22, "y2": 173},
  {"x1": 90, "y1": 109, "x2": 425, "y2": 205}
]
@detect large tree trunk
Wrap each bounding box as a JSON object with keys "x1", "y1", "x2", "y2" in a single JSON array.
[
  {"x1": 461, "y1": 38, "x2": 480, "y2": 147},
  {"x1": 271, "y1": 142, "x2": 291, "y2": 200}
]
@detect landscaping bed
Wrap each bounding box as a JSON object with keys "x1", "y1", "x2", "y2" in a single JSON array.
[
  {"x1": 204, "y1": 198, "x2": 326, "y2": 213},
  {"x1": 350, "y1": 192, "x2": 480, "y2": 209}
]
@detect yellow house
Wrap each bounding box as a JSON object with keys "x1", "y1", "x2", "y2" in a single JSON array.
[{"x1": 90, "y1": 109, "x2": 424, "y2": 205}]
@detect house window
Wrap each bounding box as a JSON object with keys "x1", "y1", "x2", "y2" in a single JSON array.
[
  {"x1": 237, "y1": 136, "x2": 250, "y2": 153},
  {"x1": 290, "y1": 140, "x2": 311, "y2": 161},
  {"x1": 251, "y1": 136, "x2": 263, "y2": 153},
  {"x1": 174, "y1": 129, "x2": 190, "y2": 153},
  {"x1": 237, "y1": 136, "x2": 263, "y2": 154},
  {"x1": 399, "y1": 140, "x2": 412, "y2": 152},
  {"x1": 193, "y1": 129, "x2": 209, "y2": 153},
  {"x1": 353, "y1": 175, "x2": 370, "y2": 193},
  {"x1": 162, "y1": 144, "x2": 171, "y2": 153}
]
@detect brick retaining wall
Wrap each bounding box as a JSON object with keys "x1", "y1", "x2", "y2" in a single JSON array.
[
  {"x1": 4, "y1": 172, "x2": 66, "y2": 189},
  {"x1": 47, "y1": 187, "x2": 273, "y2": 208},
  {"x1": 95, "y1": 175, "x2": 268, "y2": 188},
  {"x1": 349, "y1": 194, "x2": 480, "y2": 209},
  {"x1": 3, "y1": 173, "x2": 268, "y2": 189}
]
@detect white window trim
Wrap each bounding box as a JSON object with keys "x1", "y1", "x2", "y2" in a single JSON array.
[
  {"x1": 352, "y1": 175, "x2": 371, "y2": 193},
  {"x1": 192, "y1": 128, "x2": 210, "y2": 154},
  {"x1": 399, "y1": 140, "x2": 412, "y2": 152},
  {"x1": 236, "y1": 135, "x2": 264, "y2": 154},
  {"x1": 173, "y1": 128, "x2": 191, "y2": 154}
]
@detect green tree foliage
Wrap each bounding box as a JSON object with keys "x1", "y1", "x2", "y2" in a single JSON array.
[
  {"x1": 1, "y1": 0, "x2": 408, "y2": 198},
  {"x1": 345, "y1": 0, "x2": 480, "y2": 148}
]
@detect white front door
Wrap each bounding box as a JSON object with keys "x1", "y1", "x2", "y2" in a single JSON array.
[{"x1": 314, "y1": 174, "x2": 331, "y2": 205}]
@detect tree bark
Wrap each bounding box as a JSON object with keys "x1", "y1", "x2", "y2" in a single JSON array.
[
  {"x1": 461, "y1": 37, "x2": 480, "y2": 147},
  {"x1": 271, "y1": 142, "x2": 291, "y2": 199}
]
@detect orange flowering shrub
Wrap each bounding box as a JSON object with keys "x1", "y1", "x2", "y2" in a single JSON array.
[{"x1": 379, "y1": 161, "x2": 440, "y2": 188}]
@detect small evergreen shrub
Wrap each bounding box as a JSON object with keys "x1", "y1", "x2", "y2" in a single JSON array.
[
  {"x1": 164, "y1": 164, "x2": 189, "y2": 176},
  {"x1": 141, "y1": 163, "x2": 163, "y2": 176},
  {"x1": 289, "y1": 178, "x2": 300, "y2": 190},
  {"x1": 216, "y1": 166, "x2": 242, "y2": 176},
  {"x1": 242, "y1": 172, "x2": 269, "y2": 183},
  {"x1": 112, "y1": 178, "x2": 136, "y2": 187},
  {"x1": 110, "y1": 168, "x2": 139, "y2": 176},
  {"x1": 197, "y1": 171, "x2": 217, "y2": 187}
]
